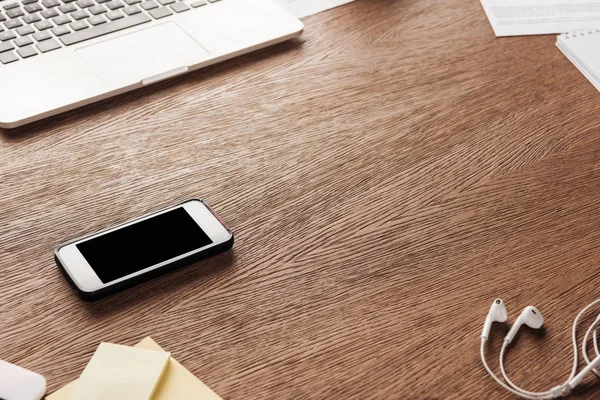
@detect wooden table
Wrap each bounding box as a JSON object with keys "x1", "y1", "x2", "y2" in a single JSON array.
[{"x1": 3, "y1": 0, "x2": 600, "y2": 398}]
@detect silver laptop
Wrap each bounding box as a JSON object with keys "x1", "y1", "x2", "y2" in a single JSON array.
[{"x1": 0, "y1": 0, "x2": 303, "y2": 128}]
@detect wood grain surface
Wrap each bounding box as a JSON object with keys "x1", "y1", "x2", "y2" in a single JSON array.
[{"x1": 3, "y1": 0, "x2": 600, "y2": 398}]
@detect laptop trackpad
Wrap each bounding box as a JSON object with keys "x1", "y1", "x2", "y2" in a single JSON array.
[{"x1": 76, "y1": 22, "x2": 210, "y2": 87}]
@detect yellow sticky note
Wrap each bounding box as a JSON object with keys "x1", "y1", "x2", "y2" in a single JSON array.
[
  {"x1": 68, "y1": 342, "x2": 170, "y2": 400},
  {"x1": 136, "y1": 337, "x2": 222, "y2": 400},
  {"x1": 47, "y1": 338, "x2": 222, "y2": 400}
]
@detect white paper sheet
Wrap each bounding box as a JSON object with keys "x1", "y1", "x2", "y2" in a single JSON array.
[
  {"x1": 275, "y1": 0, "x2": 355, "y2": 18},
  {"x1": 481, "y1": 0, "x2": 600, "y2": 36}
]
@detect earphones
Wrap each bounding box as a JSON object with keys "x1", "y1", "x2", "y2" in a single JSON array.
[{"x1": 481, "y1": 298, "x2": 600, "y2": 398}]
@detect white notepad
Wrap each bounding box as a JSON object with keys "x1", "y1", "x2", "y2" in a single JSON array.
[{"x1": 557, "y1": 29, "x2": 600, "y2": 92}]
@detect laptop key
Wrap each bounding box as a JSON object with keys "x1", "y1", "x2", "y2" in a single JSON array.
[
  {"x1": 76, "y1": 0, "x2": 95, "y2": 8},
  {"x1": 88, "y1": 14, "x2": 105, "y2": 25},
  {"x1": 53, "y1": 15, "x2": 71, "y2": 25},
  {"x1": 21, "y1": 0, "x2": 39, "y2": 4},
  {"x1": 23, "y1": 13, "x2": 41, "y2": 23},
  {"x1": 24, "y1": 3, "x2": 42, "y2": 13},
  {"x1": 69, "y1": 20, "x2": 87, "y2": 30},
  {"x1": 33, "y1": 29, "x2": 51, "y2": 41},
  {"x1": 71, "y1": 9, "x2": 88, "y2": 20},
  {"x1": 148, "y1": 6, "x2": 171, "y2": 18},
  {"x1": 89, "y1": 5, "x2": 106, "y2": 14},
  {"x1": 123, "y1": 5, "x2": 140, "y2": 14},
  {"x1": 157, "y1": 0, "x2": 174, "y2": 5},
  {"x1": 6, "y1": 8, "x2": 24, "y2": 18},
  {"x1": 3, "y1": 3, "x2": 19, "y2": 10},
  {"x1": 59, "y1": 3, "x2": 77, "y2": 13},
  {"x1": 140, "y1": 0, "x2": 158, "y2": 9},
  {"x1": 34, "y1": 20, "x2": 53, "y2": 30},
  {"x1": 0, "y1": 50, "x2": 18, "y2": 63},
  {"x1": 36, "y1": 37, "x2": 60, "y2": 52},
  {"x1": 16, "y1": 25, "x2": 34, "y2": 35},
  {"x1": 0, "y1": 41, "x2": 14, "y2": 52},
  {"x1": 105, "y1": 9, "x2": 122, "y2": 19},
  {"x1": 124, "y1": 0, "x2": 141, "y2": 5},
  {"x1": 170, "y1": 2, "x2": 189, "y2": 12},
  {"x1": 51, "y1": 25, "x2": 70, "y2": 35},
  {"x1": 0, "y1": 13, "x2": 6, "y2": 22},
  {"x1": 17, "y1": 45, "x2": 37, "y2": 58},
  {"x1": 60, "y1": 13, "x2": 150, "y2": 45},
  {"x1": 41, "y1": 8, "x2": 58, "y2": 18},
  {"x1": 5, "y1": 19, "x2": 22, "y2": 29},
  {"x1": 190, "y1": 0, "x2": 206, "y2": 7},
  {"x1": 0, "y1": 30, "x2": 16, "y2": 41},
  {"x1": 106, "y1": 0, "x2": 123, "y2": 9},
  {"x1": 41, "y1": 0, "x2": 60, "y2": 8},
  {"x1": 14, "y1": 35, "x2": 33, "y2": 46}
]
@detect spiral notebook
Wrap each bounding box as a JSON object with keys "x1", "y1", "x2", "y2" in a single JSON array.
[{"x1": 557, "y1": 29, "x2": 600, "y2": 92}]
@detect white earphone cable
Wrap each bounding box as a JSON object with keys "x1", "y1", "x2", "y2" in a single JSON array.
[
  {"x1": 593, "y1": 328, "x2": 600, "y2": 357},
  {"x1": 581, "y1": 318, "x2": 600, "y2": 378},
  {"x1": 568, "y1": 298, "x2": 600, "y2": 379},
  {"x1": 480, "y1": 339, "x2": 551, "y2": 399},
  {"x1": 499, "y1": 343, "x2": 554, "y2": 398}
]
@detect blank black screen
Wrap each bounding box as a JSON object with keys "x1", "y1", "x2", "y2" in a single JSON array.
[{"x1": 77, "y1": 207, "x2": 213, "y2": 283}]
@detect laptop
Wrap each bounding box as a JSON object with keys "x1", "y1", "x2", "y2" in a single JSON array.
[{"x1": 0, "y1": 0, "x2": 303, "y2": 128}]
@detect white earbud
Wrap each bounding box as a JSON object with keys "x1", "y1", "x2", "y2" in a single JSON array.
[
  {"x1": 504, "y1": 306, "x2": 544, "y2": 344},
  {"x1": 481, "y1": 298, "x2": 508, "y2": 340}
]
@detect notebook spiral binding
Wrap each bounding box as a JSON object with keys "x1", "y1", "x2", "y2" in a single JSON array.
[{"x1": 562, "y1": 29, "x2": 600, "y2": 40}]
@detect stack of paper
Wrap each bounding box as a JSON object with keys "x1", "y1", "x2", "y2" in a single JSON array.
[
  {"x1": 478, "y1": 0, "x2": 600, "y2": 94},
  {"x1": 481, "y1": 0, "x2": 600, "y2": 37},
  {"x1": 48, "y1": 337, "x2": 222, "y2": 400},
  {"x1": 556, "y1": 30, "x2": 600, "y2": 92}
]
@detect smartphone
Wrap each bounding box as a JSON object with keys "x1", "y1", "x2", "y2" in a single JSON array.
[{"x1": 55, "y1": 199, "x2": 233, "y2": 301}]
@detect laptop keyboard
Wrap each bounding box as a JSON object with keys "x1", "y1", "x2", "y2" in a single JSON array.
[{"x1": 0, "y1": 0, "x2": 218, "y2": 64}]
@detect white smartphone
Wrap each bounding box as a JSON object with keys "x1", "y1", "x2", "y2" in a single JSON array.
[{"x1": 55, "y1": 199, "x2": 233, "y2": 301}]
